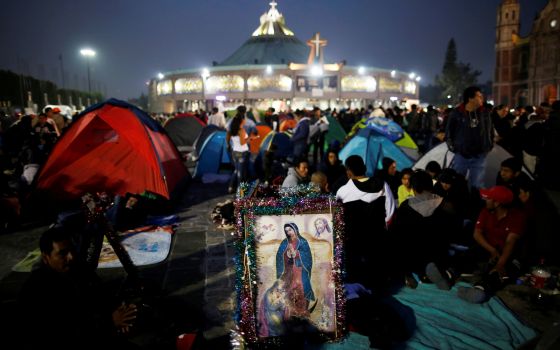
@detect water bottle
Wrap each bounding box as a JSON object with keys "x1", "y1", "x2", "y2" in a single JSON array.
[{"x1": 530, "y1": 258, "x2": 551, "y2": 289}]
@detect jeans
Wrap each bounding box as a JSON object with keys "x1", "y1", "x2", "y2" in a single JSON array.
[
  {"x1": 229, "y1": 151, "x2": 249, "y2": 189},
  {"x1": 451, "y1": 153, "x2": 487, "y2": 189}
]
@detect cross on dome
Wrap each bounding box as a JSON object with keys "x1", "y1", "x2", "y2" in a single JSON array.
[{"x1": 307, "y1": 32, "x2": 328, "y2": 64}]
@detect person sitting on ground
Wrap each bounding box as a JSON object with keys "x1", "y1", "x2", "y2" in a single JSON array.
[
  {"x1": 281, "y1": 158, "x2": 309, "y2": 188},
  {"x1": 310, "y1": 171, "x2": 329, "y2": 193},
  {"x1": 18, "y1": 226, "x2": 138, "y2": 349},
  {"x1": 336, "y1": 155, "x2": 396, "y2": 290},
  {"x1": 495, "y1": 157, "x2": 531, "y2": 206},
  {"x1": 425, "y1": 160, "x2": 442, "y2": 185},
  {"x1": 457, "y1": 185, "x2": 526, "y2": 303},
  {"x1": 373, "y1": 157, "x2": 400, "y2": 201},
  {"x1": 106, "y1": 193, "x2": 148, "y2": 232},
  {"x1": 319, "y1": 149, "x2": 346, "y2": 194},
  {"x1": 433, "y1": 168, "x2": 473, "y2": 244},
  {"x1": 390, "y1": 170, "x2": 457, "y2": 289},
  {"x1": 397, "y1": 168, "x2": 414, "y2": 207}
]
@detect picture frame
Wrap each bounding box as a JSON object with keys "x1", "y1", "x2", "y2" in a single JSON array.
[{"x1": 233, "y1": 184, "x2": 346, "y2": 345}]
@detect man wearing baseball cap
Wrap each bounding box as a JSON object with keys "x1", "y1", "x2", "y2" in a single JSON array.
[{"x1": 457, "y1": 185, "x2": 526, "y2": 303}]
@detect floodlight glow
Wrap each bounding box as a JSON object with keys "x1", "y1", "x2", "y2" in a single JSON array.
[
  {"x1": 201, "y1": 68, "x2": 210, "y2": 79},
  {"x1": 415, "y1": 76, "x2": 421, "y2": 82},
  {"x1": 157, "y1": 73, "x2": 164, "y2": 79},
  {"x1": 266, "y1": 65, "x2": 273, "y2": 74},
  {"x1": 358, "y1": 66, "x2": 366, "y2": 75},
  {"x1": 216, "y1": 95, "x2": 226, "y2": 101},
  {"x1": 80, "y1": 48, "x2": 96, "y2": 57},
  {"x1": 311, "y1": 65, "x2": 323, "y2": 76},
  {"x1": 390, "y1": 70, "x2": 396, "y2": 77},
  {"x1": 409, "y1": 72, "x2": 416, "y2": 79}
]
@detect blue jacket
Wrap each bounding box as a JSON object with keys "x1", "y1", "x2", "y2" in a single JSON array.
[{"x1": 291, "y1": 117, "x2": 310, "y2": 158}]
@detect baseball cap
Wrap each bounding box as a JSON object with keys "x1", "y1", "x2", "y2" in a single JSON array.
[
  {"x1": 480, "y1": 186, "x2": 513, "y2": 204},
  {"x1": 52, "y1": 107, "x2": 61, "y2": 113}
]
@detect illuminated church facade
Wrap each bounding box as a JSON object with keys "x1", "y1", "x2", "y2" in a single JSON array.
[
  {"x1": 494, "y1": 0, "x2": 560, "y2": 106},
  {"x1": 148, "y1": 1, "x2": 420, "y2": 113}
]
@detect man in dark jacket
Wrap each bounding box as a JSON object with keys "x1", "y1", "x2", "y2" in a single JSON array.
[
  {"x1": 446, "y1": 86, "x2": 493, "y2": 190},
  {"x1": 290, "y1": 109, "x2": 310, "y2": 161}
]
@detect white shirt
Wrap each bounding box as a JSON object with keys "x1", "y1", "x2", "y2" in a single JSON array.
[{"x1": 208, "y1": 112, "x2": 226, "y2": 128}]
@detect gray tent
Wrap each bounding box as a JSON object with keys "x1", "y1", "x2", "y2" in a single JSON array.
[{"x1": 414, "y1": 143, "x2": 532, "y2": 188}]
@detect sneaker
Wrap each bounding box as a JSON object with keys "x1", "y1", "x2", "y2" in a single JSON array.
[{"x1": 425, "y1": 262, "x2": 453, "y2": 291}]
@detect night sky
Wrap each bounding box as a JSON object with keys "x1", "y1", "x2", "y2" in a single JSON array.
[{"x1": 0, "y1": 0, "x2": 549, "y2": 100}]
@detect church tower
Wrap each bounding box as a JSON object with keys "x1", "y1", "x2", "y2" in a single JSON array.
[{"x1": 494, "y1": 0, "x2": 521, "y2": 105}]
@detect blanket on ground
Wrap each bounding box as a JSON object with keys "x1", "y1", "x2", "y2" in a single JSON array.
[{"x1": 315, "y1": 282, "x2": 536, "y2": 350}]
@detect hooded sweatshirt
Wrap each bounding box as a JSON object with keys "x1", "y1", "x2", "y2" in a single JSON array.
[
  {"x1": 391, "y1": 191, "x2": 453, "y2": 273},
  {"x1": 281, "y1": 167, "x2": 308, "y2": 188}
]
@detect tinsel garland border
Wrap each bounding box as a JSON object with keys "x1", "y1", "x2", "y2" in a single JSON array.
[{"x1": 233, "y1": 183, "x2": 346, "y2": 346}]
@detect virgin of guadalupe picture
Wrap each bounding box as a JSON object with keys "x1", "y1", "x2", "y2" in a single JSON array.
[{"x1": 255, "y1": 214, "x2": 336, "y2": 338}]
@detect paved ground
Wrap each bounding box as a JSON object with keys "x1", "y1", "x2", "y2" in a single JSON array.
[{"x1": 1, "y1": 178, "x2": 560, "y2": 349}]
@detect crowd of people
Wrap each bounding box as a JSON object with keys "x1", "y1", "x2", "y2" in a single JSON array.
[{"x1": 1, "y1": 83, "x2": 559, "y2": 346}]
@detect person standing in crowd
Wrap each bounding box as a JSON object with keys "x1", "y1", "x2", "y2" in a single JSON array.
[
  {"x1": 207, "y1": 107, "x2": 226, "y2": 129},
  {"x1": 290, "y1": 110, "x2": 310, "y2": 162},
  {"x1": 310, "y1": 107, "x2": 329, "y2": 167},
  {"x1": 446, "y1": 86, "x2": 493, "y2": 190},
  {"x1": 264, "y1": 107, "x2": 278, "y2": 131},
  {"x1": 226, "y1": 108, "x2": 250, "y2": 194}
]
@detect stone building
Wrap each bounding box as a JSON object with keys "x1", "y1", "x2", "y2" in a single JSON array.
[{"x1": 494, "y1": 0, "x2": 560, "y2": 106}]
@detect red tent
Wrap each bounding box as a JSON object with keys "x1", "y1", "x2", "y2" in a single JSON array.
[{"x1": 36, "y1": 99, "x2": 189, "y2": 200}]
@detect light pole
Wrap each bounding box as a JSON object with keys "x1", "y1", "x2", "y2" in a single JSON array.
[{"x1": 80, "y1": 48, "x2": 96, "y2": 94}]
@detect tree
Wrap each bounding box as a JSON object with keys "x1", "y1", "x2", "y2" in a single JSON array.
[{"x1": 435, "y1": 38, "x2": 481, "y2": 104}]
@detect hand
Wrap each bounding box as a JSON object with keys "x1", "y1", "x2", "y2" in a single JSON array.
[{"x1": 112, "y1": 303, "x2": 137, "y2": 334}]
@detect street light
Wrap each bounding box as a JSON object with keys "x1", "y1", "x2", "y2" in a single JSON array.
[{"x1": 80, "y1": 48, "x2": 96, "y2": 94}]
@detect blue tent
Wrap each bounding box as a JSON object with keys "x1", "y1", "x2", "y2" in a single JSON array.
[
  {"x1": 365, "y1": 117, "x2": 404, "y2": 142},
  {"x1": 193, "y1": 130, "x2": 231, "y2": 178},
  {"x1": 338, "y1": 128, "x2": 414, "y2": 177},
  {"x1": 258, "y1": 131, "x2": 292, "y2": 159}
]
